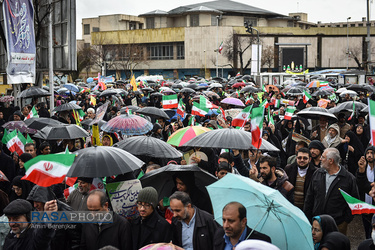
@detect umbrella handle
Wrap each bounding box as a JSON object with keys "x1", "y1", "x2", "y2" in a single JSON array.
[{"x1": 246, "y1": 208, "x2": 269, "y2": 240}]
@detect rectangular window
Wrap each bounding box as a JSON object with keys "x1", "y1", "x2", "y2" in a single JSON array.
[
  {"x1": 190, "y1": 14, "x2": 199, "y2": 27},
  {"x1": 83, "y1": 24, "x2": 90, "y2": 35},
  {"x1": 129, "y1": 22, "x2": 136, "y2": 30},
  {"x1": 244, "y1": 17, "x2": 257, "y2": 27},
  {"x1": 177, "y1": 43, "x2": 185, "y2": 59},
  {"x1": 147, "y1": 43, "x2": 173, "y2": 60},
  {"x1": 146, "y1": 17, "x2": 155, "y2": 29},
  {"x1": 211, "y1": 15, "x2": 218, "y2": 26},
  {"x1": 92, "y1": 27, "x2": 99, "y2": 32}
]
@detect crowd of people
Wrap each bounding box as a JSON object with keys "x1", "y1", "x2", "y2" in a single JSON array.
[{"x1": 0, "y1": 75, "x2": 374, "y2": 250}]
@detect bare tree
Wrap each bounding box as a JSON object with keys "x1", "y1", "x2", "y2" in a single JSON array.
[
  {"x1": 222, "y1": 31, "x2": 256, "y2": 75},
  {"x1": 70, "y1": 44, "x2": 96, "y2": 80},
  {"x1": 261, "y1": 45, "x2": 274, "y2": 69},
  {"x1": 342, "y1": 45, "x2": 362, "y2": 69}
]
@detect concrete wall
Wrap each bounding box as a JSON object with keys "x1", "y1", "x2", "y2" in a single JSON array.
[{"x1": 321, "y1": 37, "x2": 362, "y2": 68}]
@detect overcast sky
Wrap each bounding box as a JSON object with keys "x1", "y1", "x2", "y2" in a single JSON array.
[{"x1": 76, "y1": 0, "x2": 373, "y2": 38}]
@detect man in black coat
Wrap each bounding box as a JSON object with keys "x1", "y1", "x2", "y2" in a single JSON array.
[
  {"x1": 0, "y1": 142, "x2": 15, "y2": 193},
  {"x1": 285, "y1": 148, "x2": 317, "y2": 210},
  {"x1": 304, "y1": 148, "x2": 359, "y2": 235},
  {"x1": 131, "y1": 187, "x2": 172, "y2": 250},
  {"x1": 80, "y1": 190, "x2": 132, "y2": 250},
  {"x1": 170, "y1": 191, "x2": 219, "y2": 250},
  {"x1": 213, "y1": 202, "x2": 271, "y2": 250}
]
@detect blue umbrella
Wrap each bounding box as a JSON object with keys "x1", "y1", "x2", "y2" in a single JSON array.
[
  {"x1": 86, "y1": 77, "x2": 94, "y2": 83},
  {"x1": 206, "y1": 174, "x2": 314, "y2": 250},
  {"x1": 206, "y1": 109, "x2": 218, "y2": 116},
  {"x1": 63, "y1": 83, "x2": 80, "y2": 93}
]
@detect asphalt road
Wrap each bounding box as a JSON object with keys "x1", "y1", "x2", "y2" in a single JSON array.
[{"x1": 348, "y1": 215, "x2": 366, "y2": 250}]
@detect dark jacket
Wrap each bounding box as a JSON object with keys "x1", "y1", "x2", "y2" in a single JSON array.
[
  {"x1": 356, "y1": 169, "x2": 375, "y2": 205},
  {"x1": 4, "y1": 225, "x2": 55, "y2": 250},
  {"x1": 213, "y1": 226, "x2": 271, "y2": 250},
  {"x1": 261, "y1": 168, "x2": 294, "y2": 203},
  {"x1": 358, "y1": 239, "x2": 375, "y2": 250},
  {"x1": 284, "y1": 163, "x2": 317, "y2": 206},
  {"x1": 233, "y1": 154, "x2": 250, "y2": 177},
  {"x1": 131, "y1": 211, "x2": 173, "y2": 250},
  {"x1": 303, "y1": 167, "x2": 359, "y2": 225},
  {"x1": 80, "y1": 212, "x2": 132, "y2": 250},
  {"x1": 171, "y1": 206, "x2": 219, "y2": 250}
]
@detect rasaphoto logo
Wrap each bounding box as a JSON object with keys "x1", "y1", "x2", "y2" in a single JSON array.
[
  {"x1": 31, "y1": 211, "x2": 113, "y2": 224},
  {"x1": 44, "y1": 162, "x2": 53, "y2": 171}
]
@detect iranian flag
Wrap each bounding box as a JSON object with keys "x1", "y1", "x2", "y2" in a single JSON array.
[
  {"x1": 267, "y1": 107, "x2": 275, "y2": 126},
  {"x1": 218, "y1": 107, "x2": 226, "y2": 121},
  {"x1": 251, "y1": 106, "x2": 265, "y2": 148},
  {"x1": 177, "y1": 99, "x2": 185, "y2": 117},
  {"x1": 4, "y1": 130, "x2": 24, "y2": 156},
  {"x1": 232, "y1": 105, "x2": 252, "y2": 127},
  {"x1": 162, "y1": 94, "x2": 178, "y2": 109},
  {"x1": 218, "y1": 41, "x2": 224, "y2": 54},
  {"x1": 25, "y1": 106, "x2": 39, "y2": 120},
  {"x1": 272, "y1": 98, "x2": 281, "y2": 108},
  {"x1": 369, "y1": 99, "x2": 375, "y2": 145},
  {"x1": 22, "y1": 153, "x2": 76, "y2": 187},
  {"x1": 260, "y1": 99, "x2": 270, "y2": 109},
  {"x1": 281, "y1": 99, "x2": 295, "y2": 106},
  {"x1": 192, "y1": 102, "x2": 209, "y2": 117},
  {"x1": 284, "y1": 106, "x2": 296, "y2": 120},
  {"x1": 348, "y1": 101, "x2": 355, "y2": 121},
  {"x1": 303, "y1": 90, "x2": 312, "y2": 104},
  {"x1": 340, "y1": 189, "x2": 375, "y2": 214}
]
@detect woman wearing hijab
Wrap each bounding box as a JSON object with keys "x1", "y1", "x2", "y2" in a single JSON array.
[
  {"x1": 312, "y1": 215, "x2": 338, "y2": 250},
  {"x1": 339, "y1": 131, "x2": 365, "y2": 176},
  {"x1": 355, "y1": 124, "x2": 370, "y2": 149},
  {"x1": 9, "y1": 176, "x2": 33, "y2": 201},
  {"x1": 319, "y1": 231, "x2": 350, "y2": 250},
  {"x1": 18, "y1": 153, "x2": 33, "y2": 176}
]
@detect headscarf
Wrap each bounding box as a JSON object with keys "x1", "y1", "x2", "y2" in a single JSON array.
[
  {"x1": 10, "y1": 176, "x2": 34, "y2": 201},
  {"x1": 355, "y1": 124, "x2": 370, "y2": 149},
  {"x1": 345, "y1": 131, "x2": 365, "y2": 156},
  {"x1": 319, "y1": 232, "x2": 350, "y2": 250},
  {"x1": 312, "y1": 215, "x2": 338, "y2": 250}
]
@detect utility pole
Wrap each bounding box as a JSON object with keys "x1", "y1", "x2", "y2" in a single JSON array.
[
  {"x1": 366, "y1": 0, "x2": 372, "y2": 73},
  {"x1": 48, "y1": 0, "x2": 54, "y2": 112},
  {"x1": 346, "y1": 17, "x2": 351, "y2": 70}
]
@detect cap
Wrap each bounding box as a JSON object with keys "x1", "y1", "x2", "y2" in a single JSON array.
[
  {"x1": 137, "y1": 187, "x2": 158, "y2": 209},
  {"x1": 3, "y1": 199, "x2": 33, "y2": 216}
]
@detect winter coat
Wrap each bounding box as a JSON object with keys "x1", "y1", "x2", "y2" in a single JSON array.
[
  {"x1": 171, "y1": 206, "x2": 219, "y2": 250},
  {"x1": 80, "y1": 212, "x2": 132, "y2": 250},
  {"x1": 3, "y1": 225, "x2": 55, "y2": 250},
  {"x1": 322, "y1": 124, "x2": 342, "y2": 149},
  {"x1": 213, "y1": 226, "x2": 271, "y2": 250},
  {"x1": 131, "y1": 211, "x2": 172, "y2": 250},
  {"x1": 304, "y1": 167, "x2": 359, "y2": 225},
  {"x1": 260, "y1": 168, "x2": 294, "y2": 203},
  {"x1": 284, "y1": 162, "x2": 317, "y2": 201}
]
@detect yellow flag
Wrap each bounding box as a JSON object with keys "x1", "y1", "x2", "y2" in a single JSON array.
[
  {"x1": 130, "y1": 75, "x2": 137, "y2": 91},
  {"x1": 90, "y1": 96, "x2": 96, "y2": 106}
]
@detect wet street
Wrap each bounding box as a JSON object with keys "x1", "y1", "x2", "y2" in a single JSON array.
[{"x1": 348, "y1": 215, "x2": 366, "y2": 250}]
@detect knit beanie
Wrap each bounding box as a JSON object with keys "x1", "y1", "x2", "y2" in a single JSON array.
[{"x1": 137, "y1": 187, "x2": 158, "y2": 209}]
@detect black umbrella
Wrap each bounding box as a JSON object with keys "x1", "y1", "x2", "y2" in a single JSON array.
[
  {"x1": 24, "y1": 117, "x2": 64, "y2": 130},
  {"x1": 311, "y1": 89, "x2": 332, "y2": 97},
  {"x1": 35, "y1": 124, "x2": 89, "y2": 140},
  {"x1": 53, "y1": 103, "x2": 82, "y2": 112},
  {"x1": 137, "y1": 107, "x2": 170, "y2": 119},
  {"x1": 240, "y1": 86, "x2": 262, "y2": 94},
  {"x1": 186, "y1": 84, "x2": 198, "y2": 90},
  {"x1": 183, "y1": 128, "x2": 279, "y2": 151},
  {"x1": 113, "y1": 89, "x2": 128, "y2": 96},
  {"x1": 347, "y1": 84, "x2": 368, "y2": 92},
  {"x1": 140, "y1": 164, "x2": 217, "y2": 201},
  {"x1": 328, "y1": 101, "x2": 367, "y2": 114},
  {"x1": 114, "y1": 136, "x2": 182, "y2": 158},
  {"x1": 150, "y1": 92, "x2": 163, "y2": 97},
  {"x1": 133, "y1": 90, "x2": 143, "y2": 95},
  {"x1": 141, "y1": 87, "x2": 154, "y2": 92},
  {"x1": 17, "y1": 86, "x2": 51, "y2": 98},
  {"x1": 171, "y1": 83, "x2": 183, "y2": 89},
  {"x1": 180, "y1": 88, "x2": 196, "y2": 94},
  {"x1": 297, "y1": 107, "x2": 338, "y2": 122},
  {"x1": 99, "y1": 89, "x2": 118, "y2": 97},
  {"x1": 120, "y1": 105, "x2": 140, "y2": 114},
  {"x1": 286, "y1": 87, "x2": 304, "y2": 96},
  {"x1": 66, "y1": 146, "x2": 144, "y2": 178}
]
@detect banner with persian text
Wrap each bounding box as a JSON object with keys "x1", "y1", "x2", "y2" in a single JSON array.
[{"x1": 3, "y1": 0, "x2": 36, "y2": 84}]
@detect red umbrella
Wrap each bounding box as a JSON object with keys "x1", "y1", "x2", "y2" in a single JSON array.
[{"x1": 232, "y1": 82, "x2": 246, "y2": 88}]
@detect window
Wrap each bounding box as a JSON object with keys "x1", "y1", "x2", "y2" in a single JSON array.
[
  {"x1": 129, "y1": 22, "x2": 136, "y2": 30},
  {"x1": 190, "y1": 14, "x2": 199, "y2": 27},
  {"x1": 92, "y1": 27, "x2": 99, "y2": 32},
  {"x1": 177, "y1": 43, "x2": 185, "y2": 59},
  {"x1": 211, "y1": 15, "x2": 218, "y2": 26},
  {"x1": 83, "y1": 24, "x2": 90, "y2": 35},
  {"x1": 146, "y1": 17, "x2": 155, "y2": 29},
  {"x1": 287, "y1": 21, "x2": 294, "y2": 27},
  {"x1": 358, "y1": 23, "x2": 364, "y2": 27},
  {"x1": 244, "y1": 17, "x2": 257, "y2": 27},
  {"x1": 147, "y1": 43, "x2": 173, "y2": 60}
]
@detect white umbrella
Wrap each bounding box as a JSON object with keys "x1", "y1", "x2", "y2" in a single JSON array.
[
  {"x1": 336, "y1": 87, "x2": 347, "y2": 94},
  {"x1": 339, "y1": 90, "x2": 357, "y2": 97}
]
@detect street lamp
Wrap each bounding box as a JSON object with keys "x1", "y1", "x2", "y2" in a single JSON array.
[
  {"x1": 244, "y1": 22, "x2": 260, "y2": 85},
  {"x1": 346, "y1": 17, "x2": 351, "y2": 70}
]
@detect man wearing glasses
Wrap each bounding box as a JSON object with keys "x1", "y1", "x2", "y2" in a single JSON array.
[
  {"x1": 131, "y1": 187, "x2": 172, "y2": 250},
  {"x1": 285, "y1": 147, "x2": 318, "y2": 210}
]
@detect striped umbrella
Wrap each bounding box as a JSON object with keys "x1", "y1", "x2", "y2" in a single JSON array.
[
  {"x1": 167, "y1": 126, "x2": 211, "y2": 147},
  {"x1": 306, "y1": 80, "x2": 329, "y2": 88}
]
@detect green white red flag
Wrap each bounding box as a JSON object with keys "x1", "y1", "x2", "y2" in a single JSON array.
[
  {"x1": 4, "y1": 130, "x2": 24, "y2": 156},
  {"x1": 348, "y1": 101, "x2": 355, "y2": 121},
  {"x1": 272, "y1": 98, "x2": 281, "y2": 108},
  {"x1": 251, "y1": 106, "x2": 265, "y2": 148},
  {"x1": 369, "y1": 99, "x2": 375, "y2": 145},
  {"x1": 267, "y1": 107, "x2": 275, "y2": 126},
  {"x1": 162, "y1": 94, "x2": 178, "y2": 109},
  {"x1": 217, "y1": 107, "x2": 226, "y2": 121},
  {"x1": 25, "y1": 106, "x2": 39, "y2": 120},
  {"x1": 281, "y1": 99, "x2": 295, "y2": 106},
  {"x1": 177, "y1": 99, "x2": 185, "y2": 117},
  {"x1": 22, "y1": 152, "x2": 76, "y2": 187},
  {"x1": 340, "y1": 189, "x2": 375, "y2": 214},
  {"x1": 192, "y1": 97, "x2": 209, "y2": 117},
  {"x1": 284, "y1": 106, "x2": 296, "y2": 120},
  {"x1": 303, "y1": 90, "x2": 312, "y2": 104},
  {"x1": 232, "y1": 105, "x2": 252, "y2": 127}
]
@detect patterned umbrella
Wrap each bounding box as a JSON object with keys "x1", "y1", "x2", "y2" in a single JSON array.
[
  {"x1": 220, "y1": 97, "x2": 245, "y2": 107},
  {"x1": 0, "y1": 96, "x2": 14, "y2": 102},
  {"x1": 306, "y1": 80, "x2": 329, "y2": 88},
  {"x1": 101, "y1": 114, "x2": 153, "y2": 135},
  {"x1": 140, "y1": 242, "x2": 184, "y2": 250},
  {"x1": 167, "y1": 126, "x2": 212, "y2": 147},
  {"x1": 2, "y1": 121, "x2": 37, "y2": 134}
]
